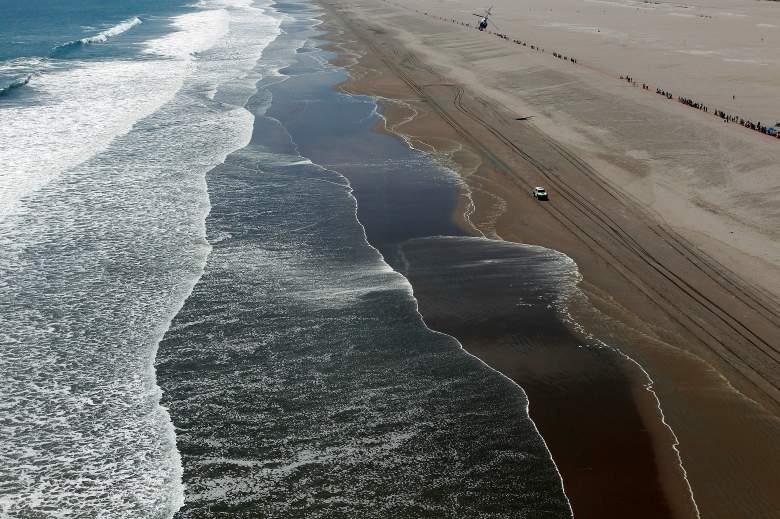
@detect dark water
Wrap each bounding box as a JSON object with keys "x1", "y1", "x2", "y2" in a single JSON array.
[
  {"x1": 156, "y1": 1, "x2": 572, "y2": 517},
  {"x1": 265, "y1": 59, "x2": 466, "y2": 261},
  {"x1": 396, "y1": 238, "x2": 678, "y2": 519},
  {"x1": 250, "y1": 7, "x2": 681, "y2": 519}
]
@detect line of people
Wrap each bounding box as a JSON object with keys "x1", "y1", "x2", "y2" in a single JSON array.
[
  {"x1": 668, "y1": 91, "x2": 778, "y2": 138},
  {"x1": 410, "y1": 5, "x2": 583, "y2": 62},
  {"x1": 513, "y1": 40, "x2": 544, "y2": 52},
  {"x1": 396, "y1": 2, "x2": 779, "y2": 142},
  {"x1": 679, "y1": 96, "x2": 707, "y2": 112},
  {"x1": 711, "y1": 109, "x2": 779, "y2": 137},
  {"x1": 553, "y1": 52, "x2": 577, "y2": 64},
  {"x1": 653, "y1": 87, "x2": 778, "y2": 139}
]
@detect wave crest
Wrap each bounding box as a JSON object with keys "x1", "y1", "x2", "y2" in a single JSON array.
[
  {"x1": 51, "y1": 17, "x2": 142, "y2": 55},
  {"x1": 0, "y1": 75, "x2": 32, "y2": 97}
]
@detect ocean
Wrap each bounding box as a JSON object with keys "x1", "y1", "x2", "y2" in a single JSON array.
[
  {"x1": 1, "y1": 0, "x2": 574, "y2": 516},
  {"x1": 1, "y1": 0, "x2": 281, "y2": 515}
]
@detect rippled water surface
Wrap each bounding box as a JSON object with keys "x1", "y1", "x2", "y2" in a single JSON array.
[
  {"x1": 156, "y1": 2, "x2": 572, "y2": 517},
  {"x1": 1, "y1": 0, "x2": 281, "y2": 515}
]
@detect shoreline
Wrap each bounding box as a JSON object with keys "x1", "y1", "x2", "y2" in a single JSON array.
[
  {"x1": 315, "y1": 1, "x2": 780, "y2": 518},
  {"x1": 318, "y1": 11, "x2": 697, "y2": 519},
  {"x1": 157, "y1": 3, "x2": 579, "y2": 513}
]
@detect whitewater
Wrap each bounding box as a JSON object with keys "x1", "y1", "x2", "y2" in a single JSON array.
[
  {"x1": 0, "y1": 0, "x2": 282, "y2": 516},
  {"x1": 53, "y1": 16, "x2": 143, "y2": 51}
]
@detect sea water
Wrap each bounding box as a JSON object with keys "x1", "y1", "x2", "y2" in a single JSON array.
[
  {"x1": 156, "y1": 2, "x2": 571, "y2": 517},
  {"x1": 0, "y1": 0, "x2": 282, "y2": 515},
  {"x1": 1, "y1": 0, "x2": 573, "y2": 516}
]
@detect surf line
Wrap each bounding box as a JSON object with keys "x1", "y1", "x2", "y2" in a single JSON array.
[
  {"x1": 562, "y1": 306, "x2": 703, "y2": 519},
  {"x1": 365, "y1": 81, "x2": 700, "y2": 519},
  {"x1": 320, "y1": 88, "x2": 577, "y2": 516},
  {"x1": 0, "y1": 75, "x2": 32, "y2": 97},
  {"x1": 51, "y1": 17, "x2": 142, "y2": 55}
]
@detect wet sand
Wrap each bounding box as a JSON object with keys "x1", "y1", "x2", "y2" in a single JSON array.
[
  {"x1": 157, "y1": 9, "x2": 575, "y2": 514},
  {"x1": 317, "y1": 15, "x2": 697, "y2": 519},
  {"x1": 400, "y1": 237, "x2": 691, "y2": 519},
  {"x1": 315, "y1": 1, "x2": 780, "y2": 518}
]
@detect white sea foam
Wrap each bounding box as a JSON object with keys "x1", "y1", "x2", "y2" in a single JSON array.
[
  {"x1": 0, "y1": 0, "x2": 283, "y2": 516},
  {"x1": 0, "y1": 56, "x2": 48, "y2": 74},
  {"x1": 48, "y1": 17, "x2": 144, "y2": 56},
  {"x1": 145, "y1": 10, "x2": 229, "y2": 58},
  {"x1": 0, "y1": 8, "x2": 230, "y2": 221},
  {"x1": 80, "y1": 16, "x2": 142, "y2": 44},
  {"x1": 0, "y1": 74, "x2": 31, "y2": 96},
  {"x1": 555, "y1": 278, "x2": 702, "y2": 519},
  {"x1": 309, "y1": 85, "x2": 576, "y2": 516}
]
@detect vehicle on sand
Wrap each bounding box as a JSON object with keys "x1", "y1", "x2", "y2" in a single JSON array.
[{"x1": 531, "y1": 187, "x2": 549, "y2": 201}]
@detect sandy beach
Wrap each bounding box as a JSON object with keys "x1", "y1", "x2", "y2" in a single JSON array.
[
  {"x1": 6, "y1": 0, "x2": 780, "y2": 514},
  {"x1": 317, "y1": 0, "x2": 780, "y2": 517}
]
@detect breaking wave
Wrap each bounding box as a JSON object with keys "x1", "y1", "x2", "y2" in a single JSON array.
[
  {"x1": 0, "y1": 75, "x2": 31, "y2": 97},
  {"x1": 51, "y1": 17, "x2": 142, "y2": 55},
  {"x1": 0, "y1": 0, "x2": 282, "y2": 515}
]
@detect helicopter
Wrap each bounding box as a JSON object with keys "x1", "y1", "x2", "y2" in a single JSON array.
[{"x1": 472, "y1": 6, "x2": 493, "y2": 31}]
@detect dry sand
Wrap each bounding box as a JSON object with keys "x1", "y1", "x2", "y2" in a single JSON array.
[{"x1": 316, "y1": 0, "x2": 780, "y2": 517}]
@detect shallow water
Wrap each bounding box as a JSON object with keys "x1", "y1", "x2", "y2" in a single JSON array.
[
  {"x1": 1, "y1": 0, "x2": 673, "y2": 515},
  {"x1": 156, "y1": 2, "x2": 572, "y2": 516},
  {"x1": 397, "y1": 237, "x2": 680, "y2": 518},
  {"x1": 264, "y1": 8, "x2": 689, "y2": 519}
]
